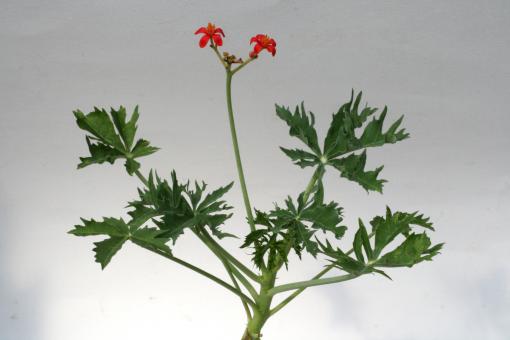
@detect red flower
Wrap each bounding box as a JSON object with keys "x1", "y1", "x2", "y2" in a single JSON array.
[
  {"x1": 195, "y1": 23, "x2": 225, "y2": 48},
  {"x1": 249, "y1": 34, "x2": 276, "y2": 57}
]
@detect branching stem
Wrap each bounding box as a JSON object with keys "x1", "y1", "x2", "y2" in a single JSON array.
[
  {"x1": 200, "y1": 229, "x2": 261, "y2": 282},
  {"x1": 269, "y1": 231, "x2": 376, "y2": 316},
  {"x1": 195, "y1": 229, "x2": 260, "y2": 300},
  {"x1": 220, "y1": 257, "x2": 253, "y2": 320},
  {"x1": 268, "y1": 273, "x2": 358, "y2": 296},
  {"x1": 138, "y1": 244, "x2": 256, "y2": 308}
]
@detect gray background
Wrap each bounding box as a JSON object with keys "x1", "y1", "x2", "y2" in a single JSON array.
[{"x1": 1, "y1": 1, "x2": 509, "y2": 339}]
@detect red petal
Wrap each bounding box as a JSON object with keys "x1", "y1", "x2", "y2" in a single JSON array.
[
  {"x1": 254, "y1": 43, "x2": 263, "y2": 54},
  {"x1": 195, "y1": 27, "x2": 207, "y2": 35},
  {"x1": 250, "y1": 36, "x2": 258, "y2": 44},
  {"x1": 214, "y1": 27, "x2": 225, "y2": 37},
  {"x1": 199, "y1": 34, "x2": 210, "y2": 48},
  {"x1": 213, "y1": 34, "x2": 223, "y2": 46},
  {"x1": 270, "y1": 38, "x2": 276, "y2": 46}
]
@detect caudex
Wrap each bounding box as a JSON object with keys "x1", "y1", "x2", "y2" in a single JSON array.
[{"x1": 69, "y1": 23, "x2": 443, "y2": 339}]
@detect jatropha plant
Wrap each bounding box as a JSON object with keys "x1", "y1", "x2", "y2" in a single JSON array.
[{"x1": 69, "y1": 23, "x2": 443, "y2": 339}]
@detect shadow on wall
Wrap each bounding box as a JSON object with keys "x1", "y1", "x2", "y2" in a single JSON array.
[{"x1": 0, "y1": 196, "x2": 42, "y2": 340}]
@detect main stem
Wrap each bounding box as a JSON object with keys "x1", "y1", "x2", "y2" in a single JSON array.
[
  {"x1": 242, "y1": 271, "x2": 276, "y2": 339},
  {"x1": 226, "y1": 70, "x2": 256, "y2": 232}
]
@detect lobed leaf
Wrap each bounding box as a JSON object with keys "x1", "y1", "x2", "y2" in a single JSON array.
[
  {"x1": 376, "y1": 233, "x2": 432, "y2": 268},
  {"x1": 93, "y1": 236, "x2": 128, "y2": 269},
  {"x1": 275, "y1": 103, "x2": 321, "y2": 155},
  {"x1": 74, "y1": 106, "x2": 159, "y2": 175},
  {"x1": 110, "y1": 106, "x2": 139, "y2": 150},
  {"x1": 321, "y1": 208, "x2": 442, "y2": 278},
  {"x1": 69, "y1": 217, "x2": 129, "y2": 237},
  {"x1": 74, "y1": 108, "x2": 125, "y2": 151},
  {"x1": 277, "y1": 91, "x2": 409, "y2": 193},
  {"x1": 319, "y1": 240, "x2": 366, "y2": 275},
  {"x1": 78, "y1": 137, "x2": 124, "y2": 169},
  {"x1": 323, "y1": 91, "x2": 409, "y2": 159},
  {"x1": 131, "y1": 227, "x2": 172, "y2": 254},
  {"x1": 280, "y1": 147, "x2": 319, "y2": 168},
  {"x1": 329, "y1": 151, "x2": 386, "y2": 193},
  {"x1": 129, "y1": 170, "x2": 234, "y2": 242}
]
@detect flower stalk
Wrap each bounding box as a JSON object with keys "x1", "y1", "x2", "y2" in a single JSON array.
[{"x1": 225, "y1": 70, "x2": 257, "y2": 233}]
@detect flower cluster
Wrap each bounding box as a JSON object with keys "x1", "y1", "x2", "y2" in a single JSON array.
[{"x1": 195, "y1": 23, "x2": 276, "y2": 59}]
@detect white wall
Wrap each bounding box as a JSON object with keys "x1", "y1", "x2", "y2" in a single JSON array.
[{"x1": 1, "y1": 1, "x2": 509, "y2": 339}]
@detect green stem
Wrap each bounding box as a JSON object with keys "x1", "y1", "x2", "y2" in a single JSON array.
[
  {"x1": 229, "y1": 262, "x2": 259, "y2": 301},
  {"x1": 134, "y1": 169, "x2": 149, "y2": 187},
  {"x1": 302, "y1": 167, "x2": 324, "y2": 204},
  {"x1": 221, "y1": 257, "x2": 253, "y2": 320},
  {"x1": 268, "y1": 273, "x2": 358, "y2": 296},
  {"x1": 269, "y1": 231, "x2": 376, "y2": 316},
  {"x1": 226, "y1": 71, "x2": 256, "y2": 232},
  {"x1": 269, "y1": 265, "x2": 333, "y2": 316},
  {"x1": 192, "y1": 229, "x2": 254, "y2": 318},
  {"x1": 211, "y1": 45, "x2": 227, "y2": 68},
  {"x1": 231, "y1": 57, "x2": 255, "y2": 75},
  {"x1": 244, "y1": 272, "x2": 276, "y2": 339},
  {"x1": 241, "y1": 329, "x2": 251, "y2": 340},
  {"x1": 138, "y1": 244, "x2": 256, "y2": 308},
  {"x1": 195, "y1": 230, "x2": 259, "y2": 300},
  {"x1": 200, "y1": 229, "x2": 260, "y2": 282}
]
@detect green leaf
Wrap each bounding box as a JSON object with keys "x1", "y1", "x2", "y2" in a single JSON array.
[
  {"x1": 353, "y1": 219, "x2": 374, "y2": 263},
  {"x1": 129, "y1": 170, "x2": 234, "y2": 243},
  {"x1": 69, "y1": 217, "x2": 130, "y2": 269},
  {"x1": 197, "y1": 182, "x2": 234, "y2": 212},
  {"x1": 131, "y1": 139, "x2": 160, "y2": 158},
  {"x1": 246, "y1": 187, "x2": 346, "y2": 265},
  {"x1": 69, "y1": 217, "x2": 129, "y2": 237},
  {"x1": 74, "y1": 106, "x2": 159, "y2": 175},
  {"x1": 74, "y1": 108, "x2": 125, "y2": 152},
  {"x1": 77, "y1": 137, "x2": 124, "y2": 169},
  {"x1": 110, "y1": 105, "x2": 139, "y2": 150},
  {"x1": 322, "y1": 92, "x2": 409, "y2": 192},
  {"x1": 187, "y1": 180, "x2": 234, "y2": 238},
  {"x1": 376, "y1": 233, "x2": 435, "y2": 268},
  {"x1": 300, "y1": 201, "x2": 346, "y2": 239},
  {"x1": 241, "y1": 229, "x2": 268, "y2": 249},
  {"x1": 323, "y1": 91, "x2": 409, "y2": 159},
  {"x1": 277, "y1": 91, "x2": 408, "y2": 194},
  {"x1": 241, "y1": 228, "x2": 275, "y2": 269},
  {"x1": 243, "y1": 209, "x2": 304, "y2": 270},
  {"x1": 131, "y1": 227, "x2": 171, "y2": 253},
  {"x1": 329, "y1": 150, "x2": 386, "y2": 193},
  {"x1": 420, "y1": 243, "x2": 444, "y2": 261},
  {"x1": 127, "y1": 205, "x2": 160, "y2": 232},
  {"x1": 93, "y1": 236, "x2": 128, "y2": 269},
  {"x1": 371, "y1": 208, "x2": 434, "y2": 258},
  {"x1": 280, "y1": 147, "x2": 320, "y2": 168},
  {"x1": 276, "y1": 102, "x2": 321, "y2": 155},
  {"x1": 319, "y1": 240, "x2": 366, "y2": 275},
  {"x1": 123, "y1": 158, "x2": 140, "y2": 175},
  {"x1": 320, "y1": 208, "x2": 440, "y2": 276},
  {"x1": 358, "y1": 219, "x2": 373, "y2": 260}
]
